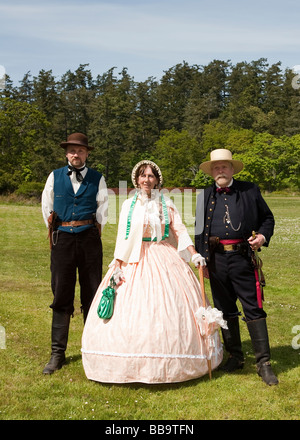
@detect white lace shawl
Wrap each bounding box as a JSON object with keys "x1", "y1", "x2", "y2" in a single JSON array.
[{"x1": 113, "y1": 191, "x2": 193, "y2": 264}]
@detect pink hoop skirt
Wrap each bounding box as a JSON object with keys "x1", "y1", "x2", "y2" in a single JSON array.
[{"x1": 81, "y1": 241, "x2": 223, "y2": 383}]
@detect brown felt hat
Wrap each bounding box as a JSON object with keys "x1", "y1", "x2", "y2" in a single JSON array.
[{"x1": 60, "y1": 133, "x2": 94, "y2": 150}]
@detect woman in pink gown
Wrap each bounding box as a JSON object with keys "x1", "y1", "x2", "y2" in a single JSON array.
[{"x1": 81, "y1": 160, "x2": 224, "y2": 383}]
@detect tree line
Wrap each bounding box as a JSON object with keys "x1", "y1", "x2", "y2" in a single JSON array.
[{"x1": 0, "y1": 58, "x2": 299, "y2": 195}]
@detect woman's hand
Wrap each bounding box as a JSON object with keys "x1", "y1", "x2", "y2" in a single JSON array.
[
  {"x1": 191, "y1": 252, "x2": 206, "y2": 267},
  {"x1": 113, "y1": 261, "x2": 126, "y2": 287}
]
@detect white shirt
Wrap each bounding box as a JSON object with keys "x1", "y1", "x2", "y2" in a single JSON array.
[{"x1": 41, "y1": 166, "x2": 108, "y2": 230}]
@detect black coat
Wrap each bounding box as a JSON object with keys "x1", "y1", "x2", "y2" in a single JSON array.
[{"x1": 195, "y1": 179, "x2": 275, "y2": 262}]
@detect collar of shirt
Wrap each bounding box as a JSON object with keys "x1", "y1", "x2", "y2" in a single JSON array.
[{"x1": 68, "y1": 162, "x2": 88, "y2": 193}]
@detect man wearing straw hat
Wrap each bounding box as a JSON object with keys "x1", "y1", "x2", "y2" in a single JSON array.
[
  {"x1": 195, "y1": 148, "x2": 278, "y2": 385},
  {"x1": 41, "y1": 133, "x2": 108, "y2": 374}
]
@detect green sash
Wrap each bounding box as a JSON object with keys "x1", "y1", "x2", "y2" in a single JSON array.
[{"x1": 125, "y1": 192, "x2": 169, "y2": 241}]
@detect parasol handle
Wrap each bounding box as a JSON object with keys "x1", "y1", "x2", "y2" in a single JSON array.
[
  {"x1": 198, "y1": 265, "x2": 212, "y2": 380},
  {"x1": 198, "y1": 266, "x2": 207, "y2": 308}
]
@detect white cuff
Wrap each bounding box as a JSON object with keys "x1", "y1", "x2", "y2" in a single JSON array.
[{"x1": 177, "y1": 232, "x2": 194, "y2": 262}]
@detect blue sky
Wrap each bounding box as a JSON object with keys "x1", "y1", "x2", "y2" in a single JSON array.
[{"x1": 1, "y1": 0, "x2": 299, "y2": 85}]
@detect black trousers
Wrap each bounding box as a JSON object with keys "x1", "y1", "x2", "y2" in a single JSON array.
[
  {"x1": 207, "y1": 251, "x2": 267, "y2": 321},
  {"x1": 50, "y1": 227, "x2": 103, "y2": 316}
]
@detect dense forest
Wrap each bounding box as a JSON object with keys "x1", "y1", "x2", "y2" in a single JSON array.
[{"x1": 0, "y1": 58, "x2": 299, "y2": 194}]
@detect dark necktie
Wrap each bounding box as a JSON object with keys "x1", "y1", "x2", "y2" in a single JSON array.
[
  {"x1": 67, "y1": 165, "x2": 85, "y2": 182},
  {"x1": 216, "y1": 186, "x2": 231, "y2": 194}
]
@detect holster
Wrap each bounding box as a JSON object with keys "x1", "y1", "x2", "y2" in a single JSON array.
[
  {"x1": 92, "y1": 213, "x2": 101, "y2": 237},
  {"x1": 47, "y1": 211, "x2": 58, "y2": 249},
  {"x1": 209, "y1": 236, "x2": 220, "y2": 252}
]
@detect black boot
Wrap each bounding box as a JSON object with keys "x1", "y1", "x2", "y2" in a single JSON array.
[
  {"x1": 220, "y1": 317, "x2": 245, "y2": 372},
  {"x1": 81, "y1": 306, "x2": 90, "y2": 324},
  {"x1": 43, "y1": 311, "x2": 70, "y2": 375},
  {"x1": 247, "y1": 318, "x2": 278, "y2": 386}
]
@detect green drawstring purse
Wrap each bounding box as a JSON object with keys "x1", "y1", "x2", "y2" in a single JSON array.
[{"x1": 97, "y1": 277, "x2": 116, "y2": 319}]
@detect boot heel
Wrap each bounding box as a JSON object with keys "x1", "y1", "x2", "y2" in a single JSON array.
[
  {"x1": 43, "y1": 354, "x2": 66, "y2": 374},
  {"x1": 257, "y1": 361, "x2": 279, "y2": 386}
]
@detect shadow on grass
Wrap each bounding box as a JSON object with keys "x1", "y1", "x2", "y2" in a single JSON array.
[
  {"x1": 62, "y1": 337, "x2": 298, "y2": 390},
  {"x1": 241, "y1": 338, "x2": 298, "y2": 373},
  {"x1": 65, "y1": 354, "x2": 82, "y2": 365}
]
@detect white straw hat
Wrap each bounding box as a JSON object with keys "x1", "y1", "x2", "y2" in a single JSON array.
[{"x1": 199, "y1": 149, "x2": 244, "y2": 176}]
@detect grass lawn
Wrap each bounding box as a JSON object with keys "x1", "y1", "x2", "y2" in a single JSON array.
[{"x1": 0, "y1": 195, "x2": 299, "y2": 421}]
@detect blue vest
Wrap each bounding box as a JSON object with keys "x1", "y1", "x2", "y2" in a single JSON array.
[{"x1": 53, "y1": 166, "x2": 102, "y2": 234}]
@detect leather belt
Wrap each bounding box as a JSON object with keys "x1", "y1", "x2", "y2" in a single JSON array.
[{"x1": 59, "y1": 219, "x2": 94, "y2": 227}]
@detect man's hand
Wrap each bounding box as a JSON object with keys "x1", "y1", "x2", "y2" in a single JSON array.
[{"x1": 248, "y1": 233, "x2": 266, "y2": 251}]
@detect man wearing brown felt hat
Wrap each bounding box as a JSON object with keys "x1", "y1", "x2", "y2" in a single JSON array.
[
  {"x1": 41, "y1": 133, "x2": 108, "y2": 374},
  {"x1": 195, "y1": 148, "x2": 278, "y2": 386}
]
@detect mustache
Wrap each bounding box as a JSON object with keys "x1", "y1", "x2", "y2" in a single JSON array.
[{"x1": 216, "y1": 174, "x2": 227, "y2": 179}]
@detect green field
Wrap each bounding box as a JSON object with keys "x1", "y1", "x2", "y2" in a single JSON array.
[{"x1": 0, "y1": 195, "x2": 299, "y2": 420}]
